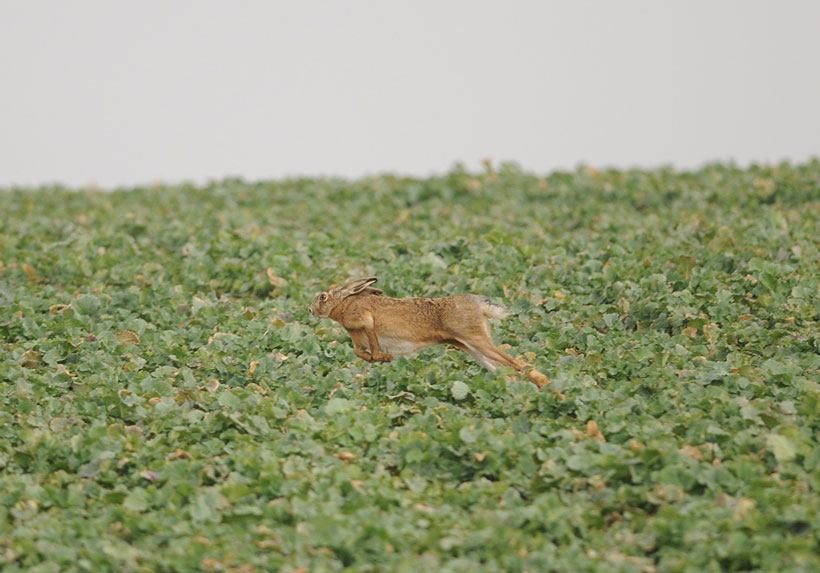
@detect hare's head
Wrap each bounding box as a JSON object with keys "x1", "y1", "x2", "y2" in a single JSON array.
[{"x1": 309, "y1": 277, "x2": 380, "y2": 318}]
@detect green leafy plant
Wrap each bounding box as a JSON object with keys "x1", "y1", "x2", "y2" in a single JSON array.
[{"x1": 1, "y1": 161, "x2": 819, "y2": 571}]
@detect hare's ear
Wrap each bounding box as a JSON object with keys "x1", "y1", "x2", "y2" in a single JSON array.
[{"x1": 341, "y1": 277, "x2": 378, "y2": 298}]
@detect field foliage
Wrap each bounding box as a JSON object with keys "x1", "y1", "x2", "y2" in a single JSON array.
[{"x1": 1, "y1": 161, "x2": 820, "y2": 571}]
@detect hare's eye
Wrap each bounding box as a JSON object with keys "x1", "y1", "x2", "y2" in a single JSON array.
[{"x1": 320, "y1": 293, "x2": 328, "y2": 301}]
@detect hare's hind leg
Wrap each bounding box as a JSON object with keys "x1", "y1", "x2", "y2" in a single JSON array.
[
  {"x1": 453, "y1": 335, "x2": 549, "y2": 387},
  {"x1": 453, "y1": 335, "x2": 525, "y2": 372},
  {"x1": 450, "y1": 340, "x2": 500, "y2": 371},
  {"x1": 477, "y1": 340, "x2": 528, "y2": 371}
]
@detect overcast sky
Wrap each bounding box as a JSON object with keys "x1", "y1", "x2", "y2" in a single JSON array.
[{"x1": 1, "y1": 1, "x2": 818, "y2": 189}]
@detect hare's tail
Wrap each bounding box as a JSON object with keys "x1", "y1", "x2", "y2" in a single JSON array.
[{"x1": 473, "y1": 295, "x2": 510, "y2": 320}]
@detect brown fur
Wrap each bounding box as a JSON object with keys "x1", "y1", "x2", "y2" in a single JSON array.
[{"x1": 309, "y1": 277, "x2": 548, "y2": 387}]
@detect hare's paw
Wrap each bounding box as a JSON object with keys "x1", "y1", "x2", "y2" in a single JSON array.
[
  {"x1": 354, "y1": 347, "x2": 375, "y2": 362},
  {"x1": 372, "y1": 352, "x2": 394, "y2": 363},
  {"x1": 527, "y1": 369, "x2": 550, "y2": 388}
]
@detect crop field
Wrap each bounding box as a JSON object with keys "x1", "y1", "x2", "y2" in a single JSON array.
[{"x1": 1, "y1": 161, "x2": 820, "y2": 571}]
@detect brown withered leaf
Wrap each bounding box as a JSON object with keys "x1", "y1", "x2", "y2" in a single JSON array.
[
  {"x1": 21, "y1": 349, "x2": 41, "y2": 368},
  {"x1": 22, "y1": 263, "x2": 38, "y2": 282},
  {"x1": 116, "y1": 330, "x2": 140, "y2": 345},
  {"x1": 248, "y1": 360, "x2": 260, "y2": 377},
  {"x1": 255, "y1": 524, "x2": 276, "y2": 536},
  {"x1": 679, "y1": 445, "x2": 703, "y2": 461},
  {"x1": 49, "y1": 303, "x2": 71, "y2": 315},
  {"x1": 254, "y1": 538, "x2": 282, "y2": 550},
  {"x1": 586, "y1": 420, "x2": 606, "y2": 442},
  {"x1": 246, "y1": 382, "x2": 266, "y2": 394},
  {"x1": 702, "y1": 322, "x2": 718, "y2": 342},
  {"x1": 168, "y1": 448, "x2": 192, "y2": 461},
  {"x1": 266, "y1": 268, "x2": 288, "y2": 287},
  {"x1": 56, "y1": 364, "x2": 76, "y2": 379}
]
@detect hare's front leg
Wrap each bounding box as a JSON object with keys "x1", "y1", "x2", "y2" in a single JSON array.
[
  {"x1": 364, "y1": 327, "x2": 393, "y2": 363},
  {"x1": 343, "y1": 312, "x2": 393, "y2": 363},
  {"x1": 358, "y1": 312, "x2": 393, "y2": 363},
  {"x1": 346, "y1": 328, "x2": 375, "y2": 362}
]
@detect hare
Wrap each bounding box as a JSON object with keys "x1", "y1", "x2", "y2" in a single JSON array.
[{"x1": 309, "y1": 277, "x2": 548, "y2": 387}]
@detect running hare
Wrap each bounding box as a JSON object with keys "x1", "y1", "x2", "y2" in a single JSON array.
[{"x1": 309, "y1": 277, "x2": 548, "y2": 387}]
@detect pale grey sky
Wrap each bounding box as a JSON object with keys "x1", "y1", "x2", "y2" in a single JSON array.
[{"x1": 1, "y1": 1, "x2": 818, "y2": 189}]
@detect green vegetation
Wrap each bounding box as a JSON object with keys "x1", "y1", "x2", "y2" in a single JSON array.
[{"x1": 1, "y1": 161, "x2": 819, "y2": 572}]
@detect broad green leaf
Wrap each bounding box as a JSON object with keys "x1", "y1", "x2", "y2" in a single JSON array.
[
  {"x1": 122, "y1": 487, "x2": 149, "y2": 512},
  {"x1": 451, "y1": 380, "x2": 470, "y2": 400},
  {"x1": 766, "y1": 434, "x2": 797, "y2": 463},
  {"x1": 459, "y1": 424, "x2": 478, "y2": 444},
  {"x1": 189, "y1": 488, "x2": 228, "y2": 523},
  {"x1": 217, "y1": 390, "x2": 242, "y2": 409},
  {"x1": 325, "y1": 398, "x2": 356, "y2": 415}
]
